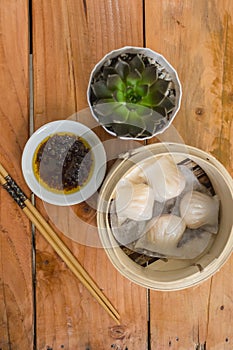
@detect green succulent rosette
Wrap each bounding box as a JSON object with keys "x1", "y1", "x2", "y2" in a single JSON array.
[{"x1": 89, "y1": 52, "x2": 177, "y2": 139}]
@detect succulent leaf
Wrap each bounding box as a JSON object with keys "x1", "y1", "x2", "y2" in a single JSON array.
[
  {"x1": 153, "y1": 105, "x2": 167, "y2": 117},
  {"x1": 111, "y1": 123, "x2": 130, "y2": 136},
  {"x1": 143, "y1": 117, "x2": 157, "y2": 135},
  {"x1": 94, "y1": 101, "x2": 120, "y2": 116},
  {"x1": 127, "y1": 110, "x2": 146, "y2": 131},
  {"x1": 135, "y1": 84, "x2": 149, "y2": 97},
  {"x1": 92, "y1": 81, "x2": 112, "y2": 99},
  {"x1": 111, "y1": 105, "x2": 129, "y2": 123},
  {"x1": 134, "y1": 104, "x2": 153, "y2": 117},
  {"x1": 154, "y1": 79, "x2": 170, "y2": 94},
  {"x1": 141, "y1": 66, "x2": 158, "y2": 85},
  {"x1": 145, "y1": 110, "x2": 164, "y2": 133},
  {"x1": 94, "y1": 98, "x2": 116, "y2": 107},
  {"x1": 126, "y1": 70, "x2": 142, "y2": 86},
  {"x1": 97, "y1": 98, "x2": 115, "y2": 104},
  {"x1": 98, "y1": 114, "x2": 114, "y2": 126},
  {"x1": 103, "y1": 66, "x2": 116, "y2": 80},
  {"x1": 160, "y1": 96, "x2": 176, "y2": 112},
  {"x1": 107, "y1": 74, "x2": 125, "y2": 91},
  {"x1": 150, "y1": 110, "x2": 165, "y2": 123},
  {"x1": 113, "y1": 90, "x2": 126, "y2": 102},
  {"x1": 141, "y1": 89, "x2": 165, "y2": 107},
  {"x1": 115, "y1": 59, "x2": 130, "y2": 80},
  {"x1": 129, "y1": 55, "x2": 145, "y2": 73}
]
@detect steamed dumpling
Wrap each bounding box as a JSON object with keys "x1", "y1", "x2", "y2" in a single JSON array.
[
  {"x1": 124, "y1": 164, "x2": 145, "y2": 184},
  {"x1": 115, "y1": 179, "x2": 154, "y2": 225},
  {"x1": 135, "y1": 214, "x2": 186, "y2": 256},
  {"x1": 110, "y1": 201, "x2": 147, "y2": 246},
  {"x1": 123, "y1": 155, "x2": 186, "y2": 203},
  {"x1": 180, "y1": 191, "x2": 219, "y2": 233},
  {"x1": 151, "y1": 156, "x2": 186, "y2": 202},
  {"x1": 141, "y1": 155, "x2": 186, "y2": 202}
]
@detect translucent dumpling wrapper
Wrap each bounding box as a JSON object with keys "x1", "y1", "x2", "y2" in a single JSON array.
[
  {"x1": 128, "y1": 155, "x2": 186, "y2": 203},
  {"x1": 110, "y1": 201, "x2": 147, "y2": 246},
  {"x1": 124, "y1": 164, "x2": 145, "y2": 184},
  {"x1": 180, "y1": 191, "x2": 220, "y2": 233},
  {"x1": 178, "y1": 165, "x2": 209, "y2": 194},
  {"x1": 176, "y1": 229, "x2": 214, "y2": 259},
  {"x1": 115, "y1": 179, "x2": 154, "y2": 225},
  {"x1": 135, "y1": 214, "x2": 186, "y2": 257},
  {"x1": 150, "y1": 156, "x2": 186, "y2": 202},
  {"x1": 162, "y1": 165, "x2": 212, "y2": 218},
  {"x1": 153, "y1": 197, "x2": 176, "y2": 217}
]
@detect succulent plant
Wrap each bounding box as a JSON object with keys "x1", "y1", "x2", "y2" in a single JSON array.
[{"x1": 89, "y1": 52, "x2": 177, "y2": 139}]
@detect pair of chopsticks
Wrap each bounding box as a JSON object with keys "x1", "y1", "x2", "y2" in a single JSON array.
[{"x1": 0, "y1": 162, "x2": 120, "y2": 324}]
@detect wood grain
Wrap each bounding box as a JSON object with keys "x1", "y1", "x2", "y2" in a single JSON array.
[
  {"x1": 145, "y1": 0, "x2": 233, "y2": 349},
  {"x1": 146, "y1": 0, "x2": 233, "y2": 176},
  {"x1": 32, "y1": 1, "x2": 147, "y2": 349},
  {"x1": 0, "y1": 0, "x2": 32, "y2": 349}
]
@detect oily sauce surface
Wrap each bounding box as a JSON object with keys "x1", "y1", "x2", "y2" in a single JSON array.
[{"x1": 33, "y1": 132, "x2": 93, "y2": 193}]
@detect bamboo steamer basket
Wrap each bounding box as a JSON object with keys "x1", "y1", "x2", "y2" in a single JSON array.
[{"x1": 97, "y1": 143, "x2": 233, "y2": 291}]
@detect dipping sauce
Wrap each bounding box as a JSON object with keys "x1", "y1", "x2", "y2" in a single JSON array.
[{"x1": 33, "y1": 132, "x2": 93, "y2": 193}]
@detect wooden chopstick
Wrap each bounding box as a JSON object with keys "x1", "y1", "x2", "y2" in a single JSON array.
[
  {"x1": 0, "y1": 171, "x2": 120, "y2": 324},
  {"x1": 0, "y1": 165, "x2": 120, "y2": 324}
]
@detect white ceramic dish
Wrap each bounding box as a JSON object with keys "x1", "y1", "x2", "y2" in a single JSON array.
[{"x1": 22, "y1": 120, "x2": 106, "y2": 205}]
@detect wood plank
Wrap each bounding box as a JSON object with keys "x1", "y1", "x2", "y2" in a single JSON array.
[
  {"x1": 0, "y1": 1, "x2": 33, "y2": 349},
  {"x1": 32, "y1": 1, "x2": 148, "y2": 348},
  {"x1": 145, "y1": 0, "x2": 233, "y2": 349}
]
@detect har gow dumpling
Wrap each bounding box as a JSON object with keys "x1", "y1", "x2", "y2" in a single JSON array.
[
  {"x1": 123, "y1": 155, "x2": 186, "y2": 203},
  {"x1": 110, "y1": 201, "x2": 147, "y2": 246},
  {"x1": 115, "y1": 179, "x2": 154, "y2": 225},
  {"x1": 124, "y1": 164, "x2": 145, "y2": 184},
  {"x1": 142, "y1": 155, "x2": 186, "y2": 203},
  {"x1": 180, "y1": 191, "x2": 220, "y2": 233},
  {"x1": 135, "y1": 214, "x2": 186, "y2": 256}
]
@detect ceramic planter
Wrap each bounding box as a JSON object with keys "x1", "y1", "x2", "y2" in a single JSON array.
[{"x1": 87, "y1": 46, "x2": 182, "y2": 140}]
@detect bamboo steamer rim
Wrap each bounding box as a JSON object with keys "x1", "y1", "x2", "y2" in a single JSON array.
[{"x1": 97, "y1": 143, "x2": 233, "y2": 291}]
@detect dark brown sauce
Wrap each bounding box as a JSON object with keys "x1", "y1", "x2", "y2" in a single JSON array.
[{"x1": 33, "y1": 132, "x2": 94, "y2": 194}]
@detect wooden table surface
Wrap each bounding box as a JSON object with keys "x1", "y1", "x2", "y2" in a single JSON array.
[{"x1": 0, "y1": 1, "x2": 233, "y2": 349}]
